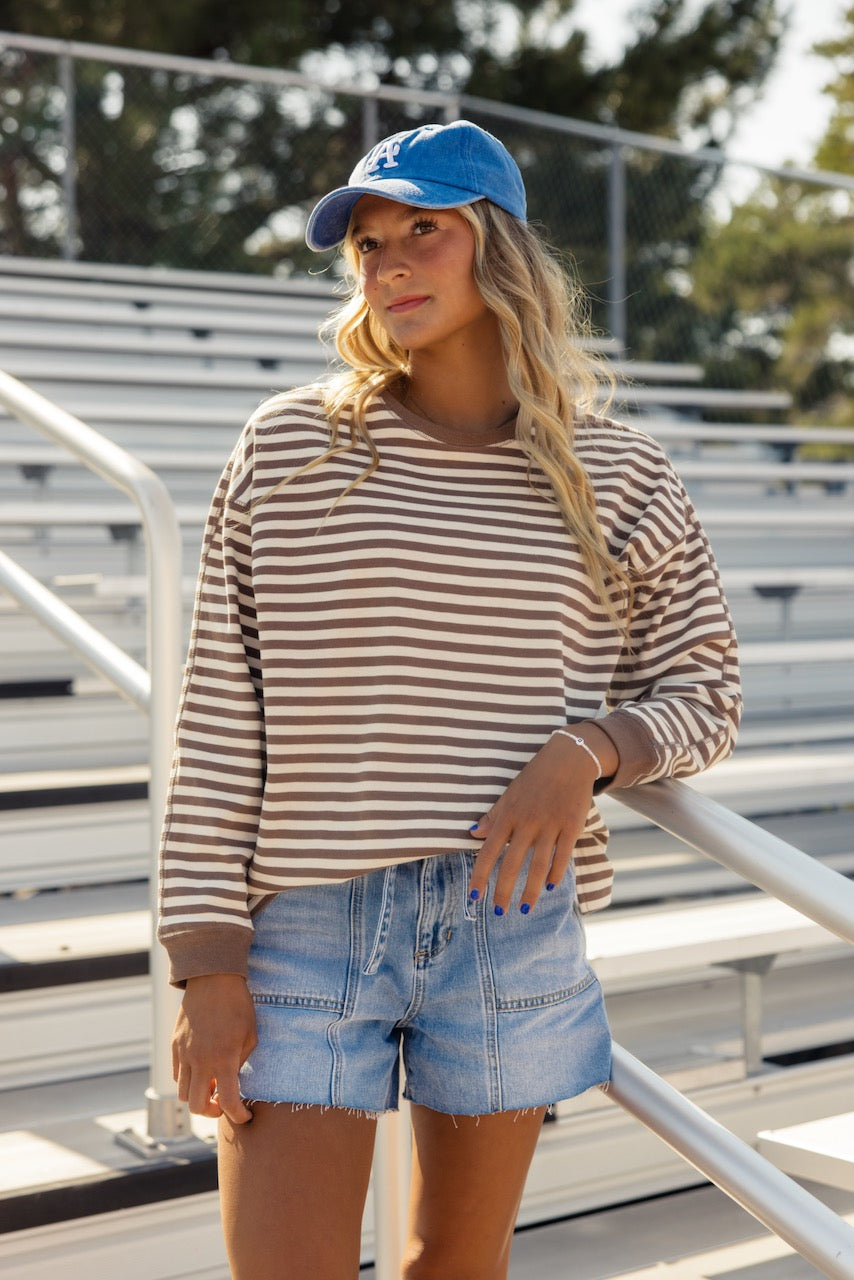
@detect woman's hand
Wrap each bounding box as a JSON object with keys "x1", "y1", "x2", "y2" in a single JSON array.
[
  {"x1": 172, "y1": 974, "x2": 258, "y2": 1125},
  {"x1": 468, "y1": 724, "x2": 618, "y2": 916}
]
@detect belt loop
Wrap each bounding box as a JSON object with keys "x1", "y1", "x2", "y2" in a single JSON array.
[
  {"x1": 362, "y1": 864, "x2": 397, "y2": 974},
  {"x1": 461, "y1": 851, "x2": 478, "y2": 921}
]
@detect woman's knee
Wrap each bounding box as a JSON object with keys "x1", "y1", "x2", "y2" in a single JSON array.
[{"x1": 402, "y1": 1239, "x2": 510, "y2": 1280}]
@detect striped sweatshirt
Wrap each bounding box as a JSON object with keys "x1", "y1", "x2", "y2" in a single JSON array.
[{"x1": 158, "y1": 387, "x2": 741, "y2": 985}]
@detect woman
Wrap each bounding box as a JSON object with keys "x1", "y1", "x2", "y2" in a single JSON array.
[{"x1": 160, "y1": 119, "x2": 741, "y2": 1279}]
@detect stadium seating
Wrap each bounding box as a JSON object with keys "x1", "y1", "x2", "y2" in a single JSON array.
[{"x1": 0, "y1": 255, "x2": 852, "y2": 1260}]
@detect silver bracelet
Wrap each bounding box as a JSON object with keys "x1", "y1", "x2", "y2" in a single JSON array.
[{"x1": 553, "y1": 728, "x2": 603, "y2": 779}]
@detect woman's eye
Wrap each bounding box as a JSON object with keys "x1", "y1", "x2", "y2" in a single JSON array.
[
  {"x1": 413, "y1": 219, "x2": 438, "y2": 235},
  {"x1": 355, "y1": 236, "x2": 379, "y2": 254}
]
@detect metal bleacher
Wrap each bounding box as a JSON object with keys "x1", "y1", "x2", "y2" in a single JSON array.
[{"x1": 0, "y1": 255, "x2": 853, "y2": 1279}]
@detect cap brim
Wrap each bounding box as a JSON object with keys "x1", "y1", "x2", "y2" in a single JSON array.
[{"x1": 305, "y1": 179, "x2": 481, "y2": 251}]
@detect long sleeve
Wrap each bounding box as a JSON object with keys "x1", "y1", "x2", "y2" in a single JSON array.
[
  {"x1": 157, "y1": 424, "x2": 265, "y2": 985},
  {"x1": 595, "y1": 458, "x2": 742, "y2": 789}
]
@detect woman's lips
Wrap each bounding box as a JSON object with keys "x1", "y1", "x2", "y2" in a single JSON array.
[{"x1": 387, "y1": 295, "x2": 429, "y2": 313}]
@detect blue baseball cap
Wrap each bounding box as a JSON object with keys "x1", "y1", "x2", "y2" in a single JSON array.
[{"x1": 305, "y1": 119, "x2": 527, "y2": 251}]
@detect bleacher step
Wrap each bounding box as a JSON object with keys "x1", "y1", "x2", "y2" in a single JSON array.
[
  {"x1": 758, "y1": 1113, "x2": 854, "y2": 1193},
  {"x1": 0, "y1": 763, "x2": 148, "y2": 808},
  {"x1": 0, "y1": 881, "x2": 149, "y2": 989},
  {"x1": 2, "y1": 885, "x2": 847, "y2": 997}
]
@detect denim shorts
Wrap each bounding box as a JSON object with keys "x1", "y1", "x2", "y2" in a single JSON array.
[{"x1": 239, "y1": 852, "x2": 612, "y2": 1115}]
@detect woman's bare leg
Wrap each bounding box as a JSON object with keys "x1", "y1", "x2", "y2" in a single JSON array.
[
  {"x1": 218, "y1": 1103, "x2": 377, "y2": 1280},
  {"x1": 403, "y1": 1103, "x2": 547, "y2": 1280}
]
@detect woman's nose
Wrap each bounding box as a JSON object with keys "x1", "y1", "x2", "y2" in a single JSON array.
[{"x1": 375, "y1": 247, "x2": 411, "y2": 283}]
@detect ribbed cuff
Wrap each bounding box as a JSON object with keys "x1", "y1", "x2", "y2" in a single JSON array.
[
  {"x1": 158, "y1": 923, "x2": 254, "y2": 988},
  {"x1": 593, "y1": 709, "x2": 661, "y2": 789}
]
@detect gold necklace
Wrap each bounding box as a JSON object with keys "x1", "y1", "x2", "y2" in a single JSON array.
[{"x1": 403, "y1": 386, "x2": 519, "y2": 444}]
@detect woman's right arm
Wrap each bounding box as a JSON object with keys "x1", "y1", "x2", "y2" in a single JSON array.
[
  {"x1": 158, "y1": 424, "x2": 265, "y2": 987},
  {"x1": 159, "y1": 426, "x2": 266, "y2": 1115}
]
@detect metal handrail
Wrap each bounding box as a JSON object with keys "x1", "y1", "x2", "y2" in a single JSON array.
[
  {"x1": 0, "y1": 549, "x2": 150, "y2": 709},
  {"x1": 600, "y1": 779, "x2": 854, "y2": 1280},
  {"x1": 611, "y1": 777, "x2": 854, "y2": 946},
  {"x1": 608, "y1": 1044, "x2": 854, "y2": 1280},
  {"x1": 0, "y1": 367, "x2": 187, "y2": 1145}
]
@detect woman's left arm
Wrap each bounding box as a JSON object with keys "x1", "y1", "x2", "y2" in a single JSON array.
[
  {"x1": 593, "y1": 485, "x2": 742, "y2": 791},
  {"x1": 469, "y1": 476, "x2": 742, "y2": 914}
]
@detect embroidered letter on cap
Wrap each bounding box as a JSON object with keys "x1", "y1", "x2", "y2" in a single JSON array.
[{"x1": 367, "y1": 140, "x2": 402, "y2": 172}]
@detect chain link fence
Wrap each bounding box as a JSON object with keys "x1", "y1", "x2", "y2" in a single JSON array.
[{"x1": 1, "y1": 32, "x2": 852, "y2": 381}]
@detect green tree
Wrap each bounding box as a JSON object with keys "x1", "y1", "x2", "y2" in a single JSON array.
[
  {"x1": 814, "y1": 7, "x2": 854, "y2": 175},
  {"x1": 691, "y1": 5, "x2": 854, "y2": 425}
]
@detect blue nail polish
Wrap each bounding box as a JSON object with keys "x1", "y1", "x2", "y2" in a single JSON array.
[
  {"x1": 494, "y1": 904, "x2": 504, "y2": 917},
  {"x1": 469, "y1": 888, "x2": 480, "y2": 901},
  {"x1": 520, "y1": 902, "x2": 531, "y2": 915},
  {"x1": 546, "y1": 883, "x2": 556, "y2": 892},
  {"x1": 469, "y1": 823, "x2": 480, "y2": 833}
]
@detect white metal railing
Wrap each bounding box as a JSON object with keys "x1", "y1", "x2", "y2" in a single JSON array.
[
  {"x1": 611, "y1": 779, "x2": 854, "y2": 946},
  {"x1": 0, "y1": 549, "x2": 150, "y2": 708},
  {"x1": 607, "y1": 1045, "x2": 854, "y2": 1280},
  {"x1": 0, "y1": 367, "x2": 188, "y2": 1147},
  {"x1": 604, "y1": 782, "x2": 854, "y2": 1280}
]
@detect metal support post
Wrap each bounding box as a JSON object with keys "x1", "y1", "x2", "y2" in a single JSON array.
[
  {"x1": 58, "y1": 51, "x2": 79, "y2": 261},
  {"x1": 0, "y1": 369, "x2": 194, "y2": 1153},
  {"x1": 607, "y1": 143, "x2": 627, "y2": 352},
  {"x1": 362, "y1": 95, "x2": 380, "y2": 155},
  {"x1": 724, "y1": 954, "x2": 776, "y2": 1074},
  {"x1": 372, "y1": 1083, "x2": 411, "y2": 1279}
]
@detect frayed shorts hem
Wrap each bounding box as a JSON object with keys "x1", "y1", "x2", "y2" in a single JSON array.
[
  {"x1": 241, "y1": 1099, "x2": 389, "y2": 1121},
  {"x1": 239, "y1": 1074, "x2": 611, "y2": 1121}
]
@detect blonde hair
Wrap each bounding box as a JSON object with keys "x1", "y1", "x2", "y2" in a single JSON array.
[{"x1": 261, "y1": 200, "x2": 632, "y2": 632}]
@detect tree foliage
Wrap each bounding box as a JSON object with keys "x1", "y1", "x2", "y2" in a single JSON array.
[
  {"x1": 813, "y1": 6, "x2": 854, "y2": 175},
  {"x1": 691, "y1": 5, "x2": 854, "y2": 425},
  {"x1": 0, "y1": 0, "x2": 785, "y2": 357}
]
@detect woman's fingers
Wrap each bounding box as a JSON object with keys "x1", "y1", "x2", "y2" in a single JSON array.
[
  {"x1": 189, "y1": 1071, "x2": 224, "y2": 1119},
  {"x1": 517, "y1": 836, "x2": 566, "y2": 911},
  {"x1": 469, "y1": 819, "x2": 565, "y2": 914},
  {"x1": 541, "y1": 832, "x2": 576, "y2": 897},
  {"x1": 467, "y1": 811, "x2": 510, "y2": 904},
  {"x1": 214, "y1": 1072, "x2": 255, "y2": 1125},
  {"x1": 175, "y1": 1044, "x2": 222, "y2": 1118},
  {"x1": 492, "y1": 830, "x2": 555, "y2": 914},
  {"x1": 177, "y1": 1056, "x2": 254, "y2": 1124},
  {"x1": 172, "y1": 976, "x2": 257, "y2": 1125}
]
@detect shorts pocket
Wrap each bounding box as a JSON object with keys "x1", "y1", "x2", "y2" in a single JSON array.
[
  {"x1": 247, "y1": 879, "x2": 356, "y2": 1011},
  {"x1": 485, "y1": 876, "x2": 596, "y2": 1011}
]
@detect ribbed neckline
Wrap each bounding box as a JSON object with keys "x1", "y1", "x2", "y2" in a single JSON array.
[{"x1": 378, "y1": 388, "x2": 519, "y2": 452}]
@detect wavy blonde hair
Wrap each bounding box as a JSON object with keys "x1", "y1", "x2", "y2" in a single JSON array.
[{"x1": 261, "y1": 199, "x2": 632, "y2": 632}]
